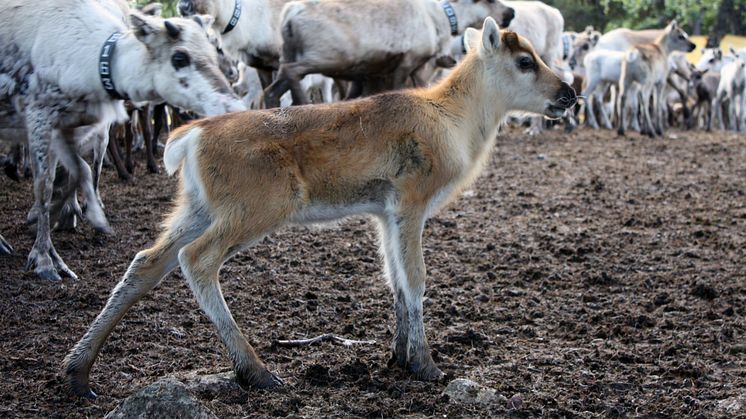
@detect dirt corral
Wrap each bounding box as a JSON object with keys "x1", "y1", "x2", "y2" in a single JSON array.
[{"x1": 1, "y1": 128, "x2": 744, "y2": 417}]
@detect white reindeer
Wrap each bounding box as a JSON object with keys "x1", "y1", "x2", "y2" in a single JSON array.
[
  {"x1": 713, "y1": 48, "x2": 746, "y2": 131},
  {"x1": 263, "y1": 0, "x2": 516, "y2": 107},
  {"x1": 0, "y1": 0, "x2": 245, "y2": 281}
]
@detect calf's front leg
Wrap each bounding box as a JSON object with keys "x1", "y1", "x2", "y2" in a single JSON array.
[{"x1": 379, "y1": 209, "x2": 443, "y2": 381}]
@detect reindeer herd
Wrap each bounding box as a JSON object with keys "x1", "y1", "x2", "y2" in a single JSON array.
[{"x1": 0, "y1": 0, "x2": 742, "y2": 401}]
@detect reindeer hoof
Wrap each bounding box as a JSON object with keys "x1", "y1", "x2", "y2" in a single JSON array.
[
  {"x1": 0, "y1": 235, "x2": 13, "y2": 255},
  {"x1": 411, "y1": 362, "x2": 445, "y2": 382},
  {"x1": 236, "y1": 368, "x2": 284, "y2": 390},
  {"x1": 26, "y1": 247, "x2": 78, "y2": 282},
  {"x1": 71, "y1": 383, "x2": 97, "y2": 400},
  {"x1": 66, "y1": 370, "x2": 97, "y2": 399},
  {"x1": 387, "y1": 350, "x2": 407, "y2": 369}
]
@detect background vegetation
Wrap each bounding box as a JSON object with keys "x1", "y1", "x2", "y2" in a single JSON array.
[{"x1": 132, "y1": 0, "x2": 746, "y2": 45}]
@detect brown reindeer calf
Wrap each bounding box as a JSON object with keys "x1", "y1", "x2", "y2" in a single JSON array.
[{"x1": 65, "y1": 17, "x2": 576, "y2": 398}]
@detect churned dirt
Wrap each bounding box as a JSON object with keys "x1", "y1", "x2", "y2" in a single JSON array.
[{"x1": 0, "y1": 127, "x2": 744, "y2": 418}]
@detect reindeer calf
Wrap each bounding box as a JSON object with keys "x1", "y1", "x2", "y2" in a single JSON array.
[
  {"x1": 64, "y1": 17, "x2": 575, "y2": 398},
  {"x1": 617, "y1": 21, "x2": 695, "y2": 137}
]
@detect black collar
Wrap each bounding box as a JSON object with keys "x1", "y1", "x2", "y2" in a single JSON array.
[
  {"x1": 99, "y1": 32, "x2": 129, "y2": 100},
  {"x1": 561, "y1": 33, "x2": 571, "y2": 60},
  {"x1": 223, "y1": 0, "x2": 241, "y2": 34},
  {"x1": 441, "y1": 1, "x2": 458, "y2": 36}
]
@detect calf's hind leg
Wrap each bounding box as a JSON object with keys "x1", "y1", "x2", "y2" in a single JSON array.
[
  {"x1": 64, "y1": 203, "x2": 208, "y2": 398},
  {"x1": 178, "y1": 218, "x2": 284, "y2": 389}
]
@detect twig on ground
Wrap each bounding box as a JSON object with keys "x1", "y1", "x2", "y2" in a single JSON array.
[{"x1": 273, "y1": 334, "x2": 376, "y2": 348}]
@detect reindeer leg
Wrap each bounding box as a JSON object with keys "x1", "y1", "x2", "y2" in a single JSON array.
[
  {"x1": 107, "y1": 125, "x2": 133, "y2": 182},
  {"x1": 24, "y1": 105, "x2": 76, "y2": 281},
  {"x1": 65, "y1": 202, "x2": 210, "y2": 398},
  {"x1": 179, "y1": 219, "x2": 284, "y2": 389},
  {"x1": 140, "y1": 105, "x2": 159, "y2": 174},
  {"x1": 380, "y1": 209, "x2": 443, "y2": 381},
  {"x1": 378, "y1": 217, "x2": 409, "y2": 369},
  {"x1": 0, "y1": 234, "x2": 12, "y2": 255}
]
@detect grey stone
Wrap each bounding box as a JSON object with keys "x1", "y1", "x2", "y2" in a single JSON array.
[
  {"x1": 183, "y1": 371, "x2": 243, "y2": 401},
  {"x1": 442, "y1": 378, "x2": 502, "y2": 405},
  {"x1": 105, "y1": 377, "x2": 217, "y2": 419}
]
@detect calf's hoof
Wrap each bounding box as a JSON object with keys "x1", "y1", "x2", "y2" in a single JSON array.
[
  {"x1": 65, "y1": 363, "x2": 97, "y2": 399},
  {"x1": 236, "y1": 367, "x2": 284, "y2": 390},
  {"x1": 387, "y1": 349, "x2": 407, "y2": 370},
  {"x1": 68, "y1": 375, "x2": 97, "y2": 400},
  {"x1": 410, "y1": 360, "x2": 445, "y2": 382}
]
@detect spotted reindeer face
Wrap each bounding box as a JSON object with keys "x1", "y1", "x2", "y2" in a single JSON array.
[
  {"x1": 130, "y1": 13, "x2": 244, "y2": 115},
  {"x1": 464, "y1": 18, "x2": 577, "y2": 119}
]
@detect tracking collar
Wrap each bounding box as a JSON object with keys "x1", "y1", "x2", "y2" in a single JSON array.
[
  {"x1": 99, "y1": 32, "x2": 129, "y2": 100},
  {"x1": 561, "y1": 33, "x2": 571, "y2": 60},
  {"x1": 223, "y1": 0, "x2": 241, "y2": 34},
  {"x1": 441, "y1": 2, "x2": 458, "y2": 36}
]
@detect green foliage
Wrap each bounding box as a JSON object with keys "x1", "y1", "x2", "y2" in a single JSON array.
[{"x1": 130, "y1": 0, "x2": 180, "y2": 17}]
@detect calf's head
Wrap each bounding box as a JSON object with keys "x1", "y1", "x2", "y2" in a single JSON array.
[
  {"x1": 696, "y1": 48, "x2": 723, "y2": 72},
  {"x1": 130, "y1": 13, "x2": 245, "y2": 115},
  {"x1": 662, "y1": 21, "x2": 696, "y2": 53},
  {"x1": 464, "y1": 17, "x2": 576, "y2": 118},
  {"x1": 568, "y1": 26, "x2": 600, "y2": 69}
]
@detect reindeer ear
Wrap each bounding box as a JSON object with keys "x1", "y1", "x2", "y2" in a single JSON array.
[
  {"x1": 130, "y1": 13, "x2": 162, "y2": 46},
  {"x1": 591, "y1": 33, "x2": 600, "y2": 45},
  {"x1": 481, "y1": 16, "x2": 501, "y2": 53},
  {"x1": 192, "y1": 14, "x2": 215, "y2": 29},
  {"x1": 463, "y1": 27, "x2": 480, "y2": 53},
  {"x1": 668, "y1": 20, "x2": 678, "y2": 30}
]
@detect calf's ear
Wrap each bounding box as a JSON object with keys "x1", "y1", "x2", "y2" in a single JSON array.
[
  {"x1": 480, "y1": 17, "x2": 501, "y2": 54},
  {"x1": 463, "y1": 27, "x2": 480, "y2": 53}
]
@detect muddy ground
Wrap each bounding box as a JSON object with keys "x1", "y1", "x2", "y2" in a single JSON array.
[{"x1": 0, "y1": 127, "x2": 744, "y2": 418}]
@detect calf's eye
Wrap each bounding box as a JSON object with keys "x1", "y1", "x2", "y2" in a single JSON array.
[{"x1": 517, "y1": 56, "x2": 535, "y2": 70}]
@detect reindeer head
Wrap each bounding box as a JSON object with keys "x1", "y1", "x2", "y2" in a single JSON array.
[
  {"x1": 697, "y1": 48, "x2": 723, "y2": 72},
  {"x1": 191, "y1": 14, "x2": 240, "y2": 82},
  {"x1": 464, "y1": 17, "x2": 576, "y2": 119},
  {"x1": 449, "y1": 0, "x2": 515, "y2": 30},
  {"x1": 568, "y1": 27, "x2": 600, "y2": 70},
  {"x1": 662, "y1": 21, "x2": 696, "y2": 54},
  {"x1": 129, "y1": 13, "x2": 244, "y2": 115}
]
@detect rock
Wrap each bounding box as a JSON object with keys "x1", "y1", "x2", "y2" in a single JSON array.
[
  {"x1": 105, "y1": 377, "x2": 217, "y2": 419},
  {"x1": 442, "y1": 378, "x2": 503, "y2": 405},
  {"x1": 183, "y1": 371, "x2": 242, "y2": 401},
  {"x1": 716, "y1": 395, "x2": 746, "y2": 415},
  {"x1": 508, "y1": 393, "x2": 523, "y2": 409}
]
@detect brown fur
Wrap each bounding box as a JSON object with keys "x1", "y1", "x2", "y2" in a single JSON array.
[{"x1": 64, "y1": 21, "x2": 575, "y2": 398}]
